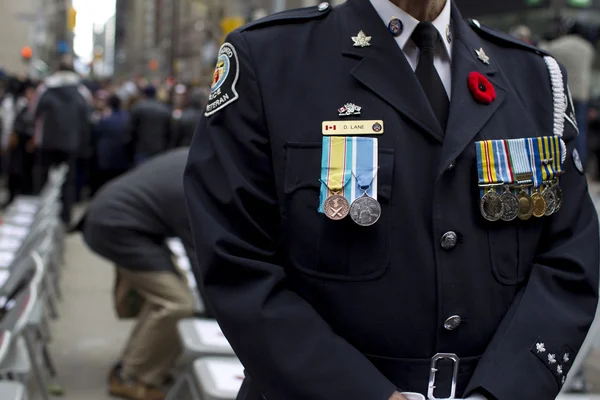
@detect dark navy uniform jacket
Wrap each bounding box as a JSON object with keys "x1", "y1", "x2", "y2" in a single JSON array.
[{"x1": 184, "y1": 1, "x2": 600, "y2": 399}]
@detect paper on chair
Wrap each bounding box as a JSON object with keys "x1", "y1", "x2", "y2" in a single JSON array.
[
  {"x1": 9, "y1": 214, "x2": 35, "y2": 225},
  {"x1": 0, "y1": 270, "x2": 10, "y2": 287},
  {"x1": 14, "y1": 204, "x2": 38, "y2": 213},
  {"x1": 0, "y1": 225, "x2": 29, "y2": 238},
  {"x1": 205, "y1": 359, "x2": 244, "y2": 393},
  {"x1": 0, "y1": 237, "x2": 22, "y2": 251},
  {"x1": 0, "y1": 252, "x2": 15, "y2": 268},
  {"x1": 194, "y1": 320, "x2": 232, "y2": 349}
]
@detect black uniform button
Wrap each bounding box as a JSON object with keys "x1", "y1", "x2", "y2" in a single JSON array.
[
  {"x1": 447, "y1": 160, "x2": 456, "y2": 171},
  {"x1": 318, "y1": 2, "x2": 330, "y2": 11},
  {"x1": 441, "y1": 231, "x2": 458, "y2": 250},
  {"x1": 444, "y1": 315, "x2": 462, "y2": 331}
]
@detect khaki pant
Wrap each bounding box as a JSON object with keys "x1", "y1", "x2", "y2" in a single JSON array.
[{"x1": 117, "y1": 267, "x2": 195, "y2": 386}]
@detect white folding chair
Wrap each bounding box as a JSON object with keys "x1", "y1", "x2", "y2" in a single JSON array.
[
  {"x1": 0, "y1": 380, "x2": 27, "y2": 400},
  {"x1": 193, "y1": 357, "x2": 244, "y2": 400},
  {"x1": 166, "y1": 319, "x2": 236, "y2": 400}
]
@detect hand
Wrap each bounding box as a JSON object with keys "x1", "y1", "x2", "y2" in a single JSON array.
[{"x1": 389, "y1": 391, "x2": 409, "y2": 400}]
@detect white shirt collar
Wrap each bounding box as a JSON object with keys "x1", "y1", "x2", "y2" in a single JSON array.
[{"x1": 369, "y1": 0, "x2": 453, "y2": 58}]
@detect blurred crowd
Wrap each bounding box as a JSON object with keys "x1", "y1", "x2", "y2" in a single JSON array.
[{"x1": 0, "y1": 57, "x2": 208, "y2": 228}]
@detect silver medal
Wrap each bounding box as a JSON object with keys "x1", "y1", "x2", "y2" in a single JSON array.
[
  {"x1": 500, "y1": 190, "x2": 519, "y2": 222},
  {"x1": 542, "y1": 187, "x2": 557, "y2": 216},
  {"x1": 350, "y1": 194, "x2": 381, "y2": 227}
]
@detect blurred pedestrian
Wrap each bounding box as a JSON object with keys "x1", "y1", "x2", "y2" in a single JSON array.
[
  {"x1": 170, "y1": 89, "x2": 204, "y2": 148},
  {"x1": 542, "y1": 20, "x2": 597, "y2": 167},
  {"x1": 129, "y1": 85, "x2": 171, "y2": 166},
  {"x1": 4, "y1": 79, "x2": 36, "y2": 207},
  {"x1": 30, "y1": 58, "x2": 92, "y2": 226},
  {"x1": 81, "y1": 148, "x2": 197, "y2": 400},
  {"x1": 91, "y1": 94, "x2": 130, "y2": 194}
]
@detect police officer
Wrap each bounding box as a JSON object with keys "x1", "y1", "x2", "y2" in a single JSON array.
[{"x1": 184, "y1": 0, "x2": 599, "y2": 399}]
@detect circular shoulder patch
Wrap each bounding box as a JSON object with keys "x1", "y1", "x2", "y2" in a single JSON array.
[
  {"x1": 573, "y1": 149, "x2": 584, "y2": 174},
  {"x1": 205, "y1": 43, "x2": 240, "y2": 117}
]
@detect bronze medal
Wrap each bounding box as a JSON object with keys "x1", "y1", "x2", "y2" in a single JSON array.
[
  {"x1": 480, "y1": 190, "x2": 503, "y2": 222},
  {"x1": 542, "y1": 186, "x2": 557, "y2": 216},
  {"x1": 500, "y1": 190, "x2": 519, "y2": 222},
  {"x1": 531, "y1": 191, "x2": 547, "y2": 218},
  {"x1": 517, "y1": 190, "x2": 533, "y2": 221},
  {"x1": 323, "y1": 194, "x2": 350, "y2": 221}
]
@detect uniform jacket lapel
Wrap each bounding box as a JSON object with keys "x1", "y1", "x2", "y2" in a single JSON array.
[
  {"x1": 341, "y1": 0, "x2": 445, "y2": 142},
  {"x1": 439, "y1": 3, "x2": 509, "y2": 174}
]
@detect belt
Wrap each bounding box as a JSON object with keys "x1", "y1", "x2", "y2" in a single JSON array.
[{"x1": 364, "y1": 353, "x2": 481, "y2": 399}]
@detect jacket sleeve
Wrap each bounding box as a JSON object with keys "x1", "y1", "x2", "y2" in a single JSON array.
[
  {"x1": 184, "y1": 30, "x2": 397, "y2": 400},
  {"x1": 465, "y1": 71, "x2": 600, "y2": 400}
]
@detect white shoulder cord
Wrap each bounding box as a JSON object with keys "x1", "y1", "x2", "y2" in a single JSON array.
[{"x1": 543, "y1": 55, "x2": 568, "y2": 165}]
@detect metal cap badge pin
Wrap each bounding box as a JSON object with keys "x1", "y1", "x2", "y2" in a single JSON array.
[{"x1": 388, "y1": 18, "x2": 403, "y2": 37}]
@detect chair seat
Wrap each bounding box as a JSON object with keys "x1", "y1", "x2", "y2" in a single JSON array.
[
  {"x1": 194, "y1": 357, "x2": 244, "y2": 400},
  {"x1": 0, "y1": 381, "x2": 26, "y2": 399},
  {"x1": 178, "y1": 319, "x2": 235, "y2": 359}
]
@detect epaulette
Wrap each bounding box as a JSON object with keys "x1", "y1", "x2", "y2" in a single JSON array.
[
  {"x1": 241, "y1": 2, "x2": 332, "y2": 32},
  {"x1": 468, "y1": 19, "x2": 550, "y2": 57}
]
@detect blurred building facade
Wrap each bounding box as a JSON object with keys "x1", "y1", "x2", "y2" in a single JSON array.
[
  {"x1": 0, "y1": 0, "x2": 73, "y2": 77},
  {"x1": 112, "y1": 0, "x2": 346, "y2": 82}
]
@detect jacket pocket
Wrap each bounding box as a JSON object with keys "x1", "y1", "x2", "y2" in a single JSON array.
[
  {"x1": 283, "y1": 142, "x2": 394, "y2": 281},
  {"x1": 487, "y1": 221, "x2": 542, "y2": 285}
]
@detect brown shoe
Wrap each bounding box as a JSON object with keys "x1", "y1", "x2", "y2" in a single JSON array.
[{"x1": 108, "y1": 366, "x2": 166, "y2": 400}]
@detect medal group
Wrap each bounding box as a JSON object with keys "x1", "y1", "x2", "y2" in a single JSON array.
[
  {"x1": 476, "y1": 136, "x2": 564, "y2": 222},
  {"x1": 319, "y1": 136, "x2": 381, "y2": 227}
]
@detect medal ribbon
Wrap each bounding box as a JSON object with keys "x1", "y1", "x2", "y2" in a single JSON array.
[
  {"x1": 535, "y1": 136, "x2": 557, "y2": 182},
  {"x1": 319, "y1": 137, "x2": 353, "y2": 213},
  {"x1": 350, "y1": 137, "x2": 378, "y2": 202},
  {"x1": 526, "y1": 138, "x2": 543, "y2": 189},
  {"x1": 493, "y1": 139, "x2": 514, "y2": 186},
  {"x1": 476, "y1": 140, "x2": 502, "y2": 197},
  {"x1": 507, "y1": 139, "x2": 533, "y2": 187}
]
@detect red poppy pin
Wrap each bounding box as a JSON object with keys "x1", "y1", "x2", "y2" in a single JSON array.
[{"x1": 468, "y1": 71, "x2": 496, "y2": 105}]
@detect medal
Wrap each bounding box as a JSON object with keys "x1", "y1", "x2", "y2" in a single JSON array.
[
  {"x1": 347, "y1": 138, "x2": 380, "y2": 227},
  {"x1": 553, "y1": 182, "x2": 563, "y2": 212},
  {"x1": 517, "y1": 189, "x2": 534, "y2": 221},
  {"x1": 318, "y1": 137, "x2": 353, "y2": 220},
  {"x1": 542, "y1": 185, "x2": 557, "y2": 216},
  {"x1": 531, "y1": 190, "x2": 547, "y2": 218},
  {"x1": 350, "y1": 193, "x2": 381, "y2": 227},
  {"x1": 323, "y1": 193, "x2": 350, "y2": 220},
  {"x1": 480, "y1": 187, "x2": 503, "y2": 222},
  {"x1": 500, "y1": 187, "x2": 519, "y2": 222}
]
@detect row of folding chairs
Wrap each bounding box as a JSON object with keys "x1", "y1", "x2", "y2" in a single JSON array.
[
  {"x1": 0, "y1": 164, "x2": 68, "y2": 400},
  {"x1": 165, "y1": 239, "x2": 242, "y2": 400}
]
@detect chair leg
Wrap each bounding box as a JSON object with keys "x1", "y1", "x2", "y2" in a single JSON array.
[
  {"x1": 165, "y1": 372, "x2": 192, "y2": 400},
  {"x1": 40, "y1": 341, "x2": 57, "y2": 378},
  {"x1": 43, "y1": 274, "x2": 59, "y2": 320},
  {"x1": 22, "y1": 331, "x2": 50, "y2": 400}
]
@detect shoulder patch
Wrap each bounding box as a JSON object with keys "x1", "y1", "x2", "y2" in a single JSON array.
[
  {"x1": 241, "y1": 2, "x2": 332, "y2": 32},
  {"x1": 205, "y1": 43, "x2": 240, "y2": 117},
  {"x1": 468, "y1": 19, "x2": 549, "y2": 56}
]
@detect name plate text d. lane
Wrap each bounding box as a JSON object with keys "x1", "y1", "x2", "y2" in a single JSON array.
[{"x1": 322, "y1": 120, "x2": 384, "y2": 136}]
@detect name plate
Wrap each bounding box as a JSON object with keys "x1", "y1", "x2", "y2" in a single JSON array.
[{"x1": 322, "y1": 120, "x2": 384, "y2": 136}]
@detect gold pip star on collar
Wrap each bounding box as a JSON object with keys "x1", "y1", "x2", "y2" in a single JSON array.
[
  {"x1": 352, "y1": 31, "x2": 372, "y2": 48},
  {"x1": 475, "y1": 47, "x2": 490, "y2": 64}
]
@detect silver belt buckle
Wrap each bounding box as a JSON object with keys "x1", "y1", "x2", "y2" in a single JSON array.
[{"x1": 427, "y1": 353, "x2": 460, "y2": 400}]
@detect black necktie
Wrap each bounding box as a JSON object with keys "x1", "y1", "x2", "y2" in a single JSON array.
[{"x1": 411, "y1": 22, "x2": 450, "y2": 133}]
